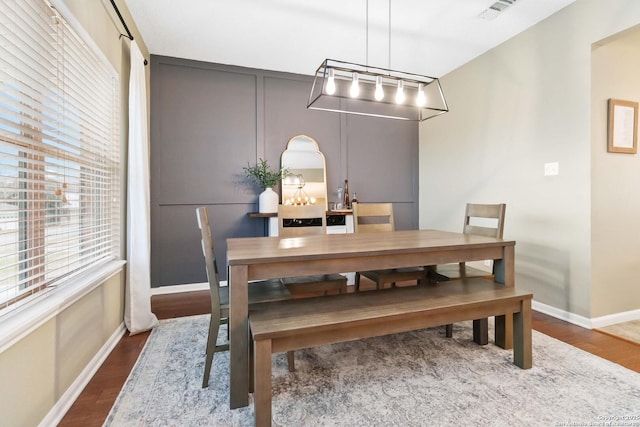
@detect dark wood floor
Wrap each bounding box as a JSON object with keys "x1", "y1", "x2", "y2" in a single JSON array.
[{"x1": 59, "y1": 287, "x2": 640, "y2": 427}]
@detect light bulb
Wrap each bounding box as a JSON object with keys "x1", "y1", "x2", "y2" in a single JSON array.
[
  {"x1": 416, "y1": 83, "x2": 426, "y2": 107},
  {"x1": 395, "y1": 80, "x2": 405, "y2": 104},
  {"x1": 326, "y1": 68, "x2": 336, "y2": 95},
  {"x1": 349, "y1": 72, "x2": 360, "y2": 98},
  {"x1": 374, "y1": 76, "x2": 384, "y2": 101}
]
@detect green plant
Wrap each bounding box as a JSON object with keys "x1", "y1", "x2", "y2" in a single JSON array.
[{"x1": 243, "y1": 158, "x2": 290, "y2": 190}]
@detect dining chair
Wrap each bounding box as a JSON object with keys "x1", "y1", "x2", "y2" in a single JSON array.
[
  {"x1": 196, "y1": 207, "x2": 295, "y2": 387},
  {"x1": 351, "y1": 202, "x2": 428, "y2": 291},
  {"x1": 277, "y1": 204, "x2": 348, "y2": 296},
  {"x1": 428, "y1": 203, "x2": 507, "y2": 337}
]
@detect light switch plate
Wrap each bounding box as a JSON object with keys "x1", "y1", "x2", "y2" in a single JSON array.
[{"x1": 544, "y1": 162, "x2": 559, "y2": 176}]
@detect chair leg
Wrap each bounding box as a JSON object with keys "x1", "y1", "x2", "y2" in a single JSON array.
[
  {"x1": 445, "y1": 324, "x2": 453, "y2": 338},
  {"x1": 203, "y1": 315, "x2": 221, "y2": 388},
  {"x1": 355, "y1": 272, "x2": 361, "y2": 292},
  {"x1": 203, "y1": 352, "x2": 214, "y2": 388},
  {"x1": 287, "y1": 351, "x2": 295, "y2": 372}
]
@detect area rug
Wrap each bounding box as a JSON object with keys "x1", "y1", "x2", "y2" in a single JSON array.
[
  {"x1": 104, "y1": 315, "x2": 640, "y2": 427},
  {"x1": 597, "y1": 319, "x2": 640, "y2": 345}
]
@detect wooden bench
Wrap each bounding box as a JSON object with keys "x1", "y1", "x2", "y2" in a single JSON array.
[{"x1": 249, "y1": 278, "x2": 533, "y2": 427}]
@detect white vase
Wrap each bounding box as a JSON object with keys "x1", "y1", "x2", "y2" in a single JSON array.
[{"x1": 258, "y1": 187, "x2": 279, "y2": 213}]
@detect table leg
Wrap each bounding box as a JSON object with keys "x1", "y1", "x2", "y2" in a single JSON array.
[
  {"x1": 494, "y1": 245, "x2": 515, "y2": 287},
  {"x1": 229, "y1": 265, "x2": 249, "y2": 409}
]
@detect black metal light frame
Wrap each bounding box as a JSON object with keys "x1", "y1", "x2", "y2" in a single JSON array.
[{"x1": 308, "y1": 59, "x2": 448, "y2": 121}]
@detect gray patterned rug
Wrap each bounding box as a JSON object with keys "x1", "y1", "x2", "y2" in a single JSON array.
[{"x1": 104, "y1": 315, "x2": 640, "y2": 427}]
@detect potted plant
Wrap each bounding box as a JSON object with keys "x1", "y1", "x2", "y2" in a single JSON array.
[{"x1": 243, "y1": 158, "x2": 290, "y2": 213}]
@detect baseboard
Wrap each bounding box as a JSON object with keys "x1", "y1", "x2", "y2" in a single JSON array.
[
  {"x1": 150, "y1": 282, "x2": 210, "y2": 295},
  {"x1": 152, "y1": 280, "x2": 358, "y2": 295},
  {"x1": 532, "y1": 300, "x2": 640, "y2": 329},
  {"x1": 151, "y1": 279, "x2": 358, "y2": 296},
  {"x1": 148, "y1": 287, "x2": 636, "y2": 330},
  {"x1": 39, "y1": 322, "x2": 127, "y2": 427},
  {"x1": 591, "y1": 308, "x2": 640, "y2": 329},
  {"x1": 532, "y1": 300, "x2": 593, "y2": 329}
]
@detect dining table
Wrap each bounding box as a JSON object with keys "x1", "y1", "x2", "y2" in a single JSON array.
[{"x1": 226, "y1": 228, "x2": 515, "y2": 409}]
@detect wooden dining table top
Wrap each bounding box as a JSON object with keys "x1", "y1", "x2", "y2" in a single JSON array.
[{"x1": 227, "y1": 228, "x2": 515, "y2": 265}]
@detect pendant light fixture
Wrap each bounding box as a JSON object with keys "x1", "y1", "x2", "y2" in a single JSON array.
[
  {"x1": 307, "y1": 0, "x2": 448, "y2": 121},
  {"x1": 374, "y1": 76, "x2": 384, "y2": 101},
  {"x1": 325, "y1": 68, "x2": 336, "y2": 95},
  {"x1": 349, "y1": 72, "x2": 360, "y2": 98},
  {"x1": 395, "y1": 80, "x2": 405, "y2": 104},
  {"x1": 416, "y1": 83, "x2": 426, "y2": 107}
]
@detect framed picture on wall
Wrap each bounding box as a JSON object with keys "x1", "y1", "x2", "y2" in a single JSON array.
[{"x1": 608, "y1": 98, "x2": 638, "y2": 154}]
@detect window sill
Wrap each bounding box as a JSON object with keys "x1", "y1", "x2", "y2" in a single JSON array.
[{"x1": 0, "y1": 260, "x2": 126, "y2": 353}]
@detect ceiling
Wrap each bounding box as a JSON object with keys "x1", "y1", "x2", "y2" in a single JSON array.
[{"x1": 123, "y1": 0, "x2": 576, "y2": 78}]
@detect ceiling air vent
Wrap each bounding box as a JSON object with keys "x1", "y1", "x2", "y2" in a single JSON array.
[{"x1": 479, "y1": 0, "x2": 518, "y2": 20}]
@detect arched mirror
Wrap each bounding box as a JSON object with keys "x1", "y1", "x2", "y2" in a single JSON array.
[{"x1": 280, "y1": 135, "x2": 328, "y2": 210}]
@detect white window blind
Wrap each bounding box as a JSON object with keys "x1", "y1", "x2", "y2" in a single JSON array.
[{"x1": 0, "y1": 0, "x2": 120, "y2": 312}]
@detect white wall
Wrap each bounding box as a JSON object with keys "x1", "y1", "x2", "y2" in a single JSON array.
[
  {"x1": 591, "y1": 28, "x2": 640, "y2": 318},
  {"x1": 419, "y1": 0, "x2": 640, "y2": 319}
]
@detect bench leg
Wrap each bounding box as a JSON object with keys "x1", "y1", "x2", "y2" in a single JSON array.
[
  {"x1": 254, "y1": 339, "x2": 272, "y2": 427},
  {"x1": 472, "y1": 318, "x2": 489, "y2": 345},
  {"x1": 249, "y1": 337, "x2": 254, "y2": 394},
  {"x1": 495, "y1": 314, "x2": 514, "y2": 349},
  {"x1": 287, "y1": 351, "x2": 295, "y2": 372},
  {"x1": 513, "y1": 299, "x2": 532, "y2": 369}
]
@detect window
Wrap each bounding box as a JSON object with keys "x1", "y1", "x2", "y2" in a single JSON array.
[{"x1": 0, "y1": 0, "x2": 120, "y2": 312}]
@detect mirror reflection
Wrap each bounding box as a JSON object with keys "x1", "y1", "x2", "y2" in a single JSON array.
[{"x1": 280, "y1": 135, "x2": 328, "y2": 210}]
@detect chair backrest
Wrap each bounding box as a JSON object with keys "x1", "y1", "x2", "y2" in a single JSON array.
[
  {"x1": 352, "y1": 202, "x2": 395, "y2": 233},
  {"x1": 462, "y1": 203, "x2": 506, "y2": 238},
  {"x1": 278, "y1": 204, "x2": 327, "y2": 237},
  {"x1": 196, "y1": 207, "x2": 221, "y2": 316}
]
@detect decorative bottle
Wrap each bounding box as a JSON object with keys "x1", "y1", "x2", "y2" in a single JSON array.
[
  {"x1": 343, "y1": 179, "x2": 350, "y2": 208},
  {"x1": 337, "y1": 186, "x2": 344, "y2": 209},
  {"x1": 351, "y1": 192, "x2": 358, "y2": 205}
]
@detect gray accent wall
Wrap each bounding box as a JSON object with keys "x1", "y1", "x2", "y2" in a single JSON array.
[{"x1": 150, "y1": 55, "x2": 418, "y2": 287}]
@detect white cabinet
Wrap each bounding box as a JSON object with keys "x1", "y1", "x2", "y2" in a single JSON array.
[{"x1": 267, "y1": 213, "x2": 353, "y2": 236}]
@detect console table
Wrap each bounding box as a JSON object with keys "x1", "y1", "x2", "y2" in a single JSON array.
[{"x1": 248, "y1": 211, "x2": 354, "y2": 236}]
